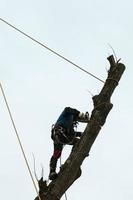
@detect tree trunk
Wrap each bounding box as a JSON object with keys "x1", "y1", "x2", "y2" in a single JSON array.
[{"x1": 35, "y1": 55, "x2": 125, "y2": 200}]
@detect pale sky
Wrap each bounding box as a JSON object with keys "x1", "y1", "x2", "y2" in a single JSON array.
[{"x1": 0, "y1": 0, "x2": 132, "y2": 200}]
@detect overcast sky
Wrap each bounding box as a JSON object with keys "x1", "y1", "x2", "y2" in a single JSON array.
[{"x1": 0, "y1": 0, "x2": 132, "y2": 200}]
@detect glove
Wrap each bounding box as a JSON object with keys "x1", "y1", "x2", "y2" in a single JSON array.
[{"x1": 78, "y1": 112, "x2": 89, "y2": 122}]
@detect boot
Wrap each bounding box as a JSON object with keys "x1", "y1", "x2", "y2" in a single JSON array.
[{"x1": 49, "y1": 157, "x2": 58, "y2": 180}]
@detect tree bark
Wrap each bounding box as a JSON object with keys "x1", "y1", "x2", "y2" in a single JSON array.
[{"x1": 35, "y1": 55, "x2": 125, "y2": 200}]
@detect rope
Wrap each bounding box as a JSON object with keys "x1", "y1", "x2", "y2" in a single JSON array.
[
  {"x1": 0, "y1": 82, "x2": 41, "y2": 200},
  {"x1": 0, "y1": 17, "x2": 104, "y2": 84},
  {"x1": 106, "y1": 78, "x2": 119, "y2": 85}
]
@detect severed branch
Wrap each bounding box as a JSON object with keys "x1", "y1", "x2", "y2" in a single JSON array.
[{"x1": 34, "y1": 55, "x2": 125, "y2": 200}]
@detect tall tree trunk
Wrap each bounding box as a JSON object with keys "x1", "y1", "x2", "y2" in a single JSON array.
[{"x1": 35, "y1": 55, "x2": 125, "y2": 200}]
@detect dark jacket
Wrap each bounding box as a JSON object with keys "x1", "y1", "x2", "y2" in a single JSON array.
[
  {"x1": 55, "y1": 107, "x2": 80, "y2": 130},
  {"x1": 52, "y1": 107, "x2": 80, "y2": 144}
]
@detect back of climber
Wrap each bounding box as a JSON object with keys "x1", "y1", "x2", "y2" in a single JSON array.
[{"x1": 49, "y1": 107, "x2": 89, "y2": 180}]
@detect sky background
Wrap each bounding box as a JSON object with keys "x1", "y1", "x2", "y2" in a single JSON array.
[{"x1": 0, "y1": 0, "x2": 132, "y2": 200}]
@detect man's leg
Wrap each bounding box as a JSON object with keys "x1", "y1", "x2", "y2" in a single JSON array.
[{"x1": 49, "y1": 142, "x2": 63, "y2": 180}]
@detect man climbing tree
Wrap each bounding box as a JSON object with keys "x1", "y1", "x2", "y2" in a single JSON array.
[
  {"x1": 35, "y1": 55, "x2": 125, "y2": 200},
  {"x1": 49, "y1": 107, "x2": 89, "y2": 180}
]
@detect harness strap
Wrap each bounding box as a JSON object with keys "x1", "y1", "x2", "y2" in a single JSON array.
[{"x1": 52, "y1": 125, "x2": 76, "y2": 145}]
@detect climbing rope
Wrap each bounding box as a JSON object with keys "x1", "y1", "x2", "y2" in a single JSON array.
[
  {"x1": 0, "y1": 82, "x2": 41, "y2": 200},
  {"x1": 0, "y1": 17, "x2": 105, "y2": 84}
]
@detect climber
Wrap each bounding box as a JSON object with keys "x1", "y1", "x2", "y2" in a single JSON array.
[{"x1": 49, "y1": 107, "x2": 89, "y2": 180}]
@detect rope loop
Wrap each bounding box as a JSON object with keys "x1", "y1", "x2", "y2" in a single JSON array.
[
  {"x1": 106, "y1": 78, "x2": 119, "y2": 85},
  {"x1": 93, "y1": 102, "x2": 109, "y2": 111}
]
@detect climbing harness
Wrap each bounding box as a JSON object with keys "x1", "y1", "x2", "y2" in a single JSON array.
[
  {"x1": 0, "y1": 82, "x2": 41, "y2": 200},
  {"x1": 52, "y1": 124, "x2": 78, "y2": 145},
  {"x1": 0, "y1": 17, "x2": 104, "y2": 83}
]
